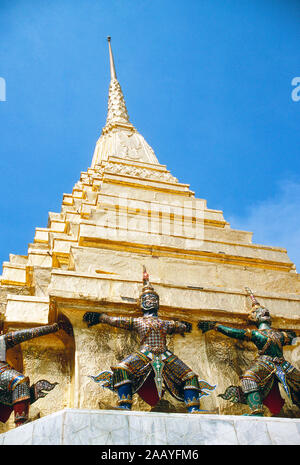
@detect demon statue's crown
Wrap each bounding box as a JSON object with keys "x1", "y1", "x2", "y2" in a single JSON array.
[{"x1": 138, "y1": 266, "x2": 159, "y2": 314}]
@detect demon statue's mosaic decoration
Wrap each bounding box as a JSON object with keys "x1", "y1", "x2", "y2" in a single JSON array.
[
  {"x1": 84, "y1": 267, "x2": 215, "y2": 413},
  {"x1": 198, "y1": 287, "x2": 300, "y2": 416},
  {"x1": 0, "y1": 318, "x2": 65, "y2": 427}
]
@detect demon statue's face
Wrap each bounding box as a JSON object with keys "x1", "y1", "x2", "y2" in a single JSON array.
[
  {"x1": 249, "y1": 306, "x2": 272, "y2": 326},
  {"x1": 140, "y1": 292, "x2": 159, "y2": 316}
]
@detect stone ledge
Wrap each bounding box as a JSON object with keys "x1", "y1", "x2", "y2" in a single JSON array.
[{"x1": 1, "y1": 408, "x2": 300, "y2": 445}]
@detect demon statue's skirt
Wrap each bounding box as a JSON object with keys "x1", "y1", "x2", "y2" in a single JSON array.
[
  {"x1": 0, "y1": 362, "x2": 58, "y2": 423},
  {"x1": 91, "y1": 350, "x2": 215, "y2": 407},
  {"x1": 219, "y1": 355, "x2": 300, "y2": 415}
]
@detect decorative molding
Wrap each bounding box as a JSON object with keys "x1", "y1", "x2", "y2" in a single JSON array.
[{"x1": 98, "y1": 161, "x2": 178, "y2": 183}]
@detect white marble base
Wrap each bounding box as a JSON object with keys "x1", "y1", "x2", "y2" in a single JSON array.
[{"x1": 1, "y1": 408, "x2": 300, "y2": 445}]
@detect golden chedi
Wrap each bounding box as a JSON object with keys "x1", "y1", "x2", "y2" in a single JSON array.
[{"x1": 0, "y1": 38, "x2": 300, "y2": 431}]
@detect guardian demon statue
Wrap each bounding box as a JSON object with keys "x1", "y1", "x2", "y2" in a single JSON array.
[
  {"x1": 198, "y1": 287, "x2": 300, "y2": 416},
  {"x1": 0, "y1": 318, "x2": 64, "y2": 427},
  {"x1": 84, "y1": 267, "x2": 215, "y2": 412}
]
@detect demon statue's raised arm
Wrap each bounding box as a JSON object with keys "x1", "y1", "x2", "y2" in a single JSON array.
[
  {"x1": 83, "y1": 267, "x2": 215, "y2": 413},
  {"x1": 0, "y1": 318, "x2": 69, "y2": 427},
  {"x1": 198, "y1": 287, "x2": 300, "y2": 416}
]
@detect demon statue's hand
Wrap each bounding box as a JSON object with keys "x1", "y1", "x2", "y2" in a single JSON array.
[
  {"x1": 180, "y1": 320, "x2": 192, "y2": 333},
  {"x1": 57, "y1": 314, "x2": 74, "y2": 336},
  {"x1": 197, "y1": 321, "x2": 217, "y2": 334},
  {"x1": 83, "y1": 312, "x2": 104, "y2": 327},
  {"x1": 281, "y1": 329, "x2": 297, "y2": 344},
  {"x1": 288, "y1": 330, "x2": 297, "y2": 339}
]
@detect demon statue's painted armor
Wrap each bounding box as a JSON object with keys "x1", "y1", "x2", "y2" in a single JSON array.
[
  {"x1": 0, "y1": 320, "x2": 62, "y2": 427},
  {"x1": 198, "y1": 287, "x2": 300, "y2": 416},
  {"x1": 83, "y1": 267, "x2": 215, "y2": 413}
]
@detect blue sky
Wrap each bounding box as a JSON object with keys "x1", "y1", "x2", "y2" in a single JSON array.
[{"x1": 0, "y1": 0, "x2": 300, "y2": 271}]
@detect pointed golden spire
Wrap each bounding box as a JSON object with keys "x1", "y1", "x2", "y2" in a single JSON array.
[
  {"x1": 107, "y1": 36, "x2": 117, "y2": 80},
  {"x1": 91, "y1": 37, "x2": 160, "y2": 166},
  {"x1": 105, "y1": 37, "x2": 131, "y2": 128}
]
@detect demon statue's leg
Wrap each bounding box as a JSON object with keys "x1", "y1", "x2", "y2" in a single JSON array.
[
  {"x1": 241, "y1": 378, "x2": 264, "y2": 416},
  {"x1": 184, "y1": 389, "x2": 200, "y2": 413},
  {"x1": 113, "y1": 367, "x2": 133, "y2": 410},
  {"x1": 117, "y1": 383, "x2": 133, "y2": 410},
  {"x1": 183, "y1": 375, "x2": 201, "y2": 413},
  {"x1": 244, "y1": 391, "x2": 264, "y2": 416},
  {"x1": 13, "y1": 400, "x2": 30, "y2": 427},
  {"x1": 12, "y1": 381, "x2": 31, "y2": 426}
]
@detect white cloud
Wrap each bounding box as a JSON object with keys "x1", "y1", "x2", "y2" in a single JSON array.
[{"x1": 228, "y1": 180, "x2": 300, "y2": 272}]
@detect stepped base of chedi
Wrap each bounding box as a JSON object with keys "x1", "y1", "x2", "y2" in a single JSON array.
[{"x1": 0, "y1": 37, "x2": 299, "y2": 432}]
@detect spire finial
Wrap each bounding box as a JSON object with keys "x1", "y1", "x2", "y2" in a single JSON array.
[
  {"x1": 104, "y1": 36, "x2": 130, "y2": 127},
  {"x1": 90, "y1": 37, "x2": 160, "y2": 166},
  {"x1": 107, "y1": 36, "x2": 117, "y2": 80}
]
